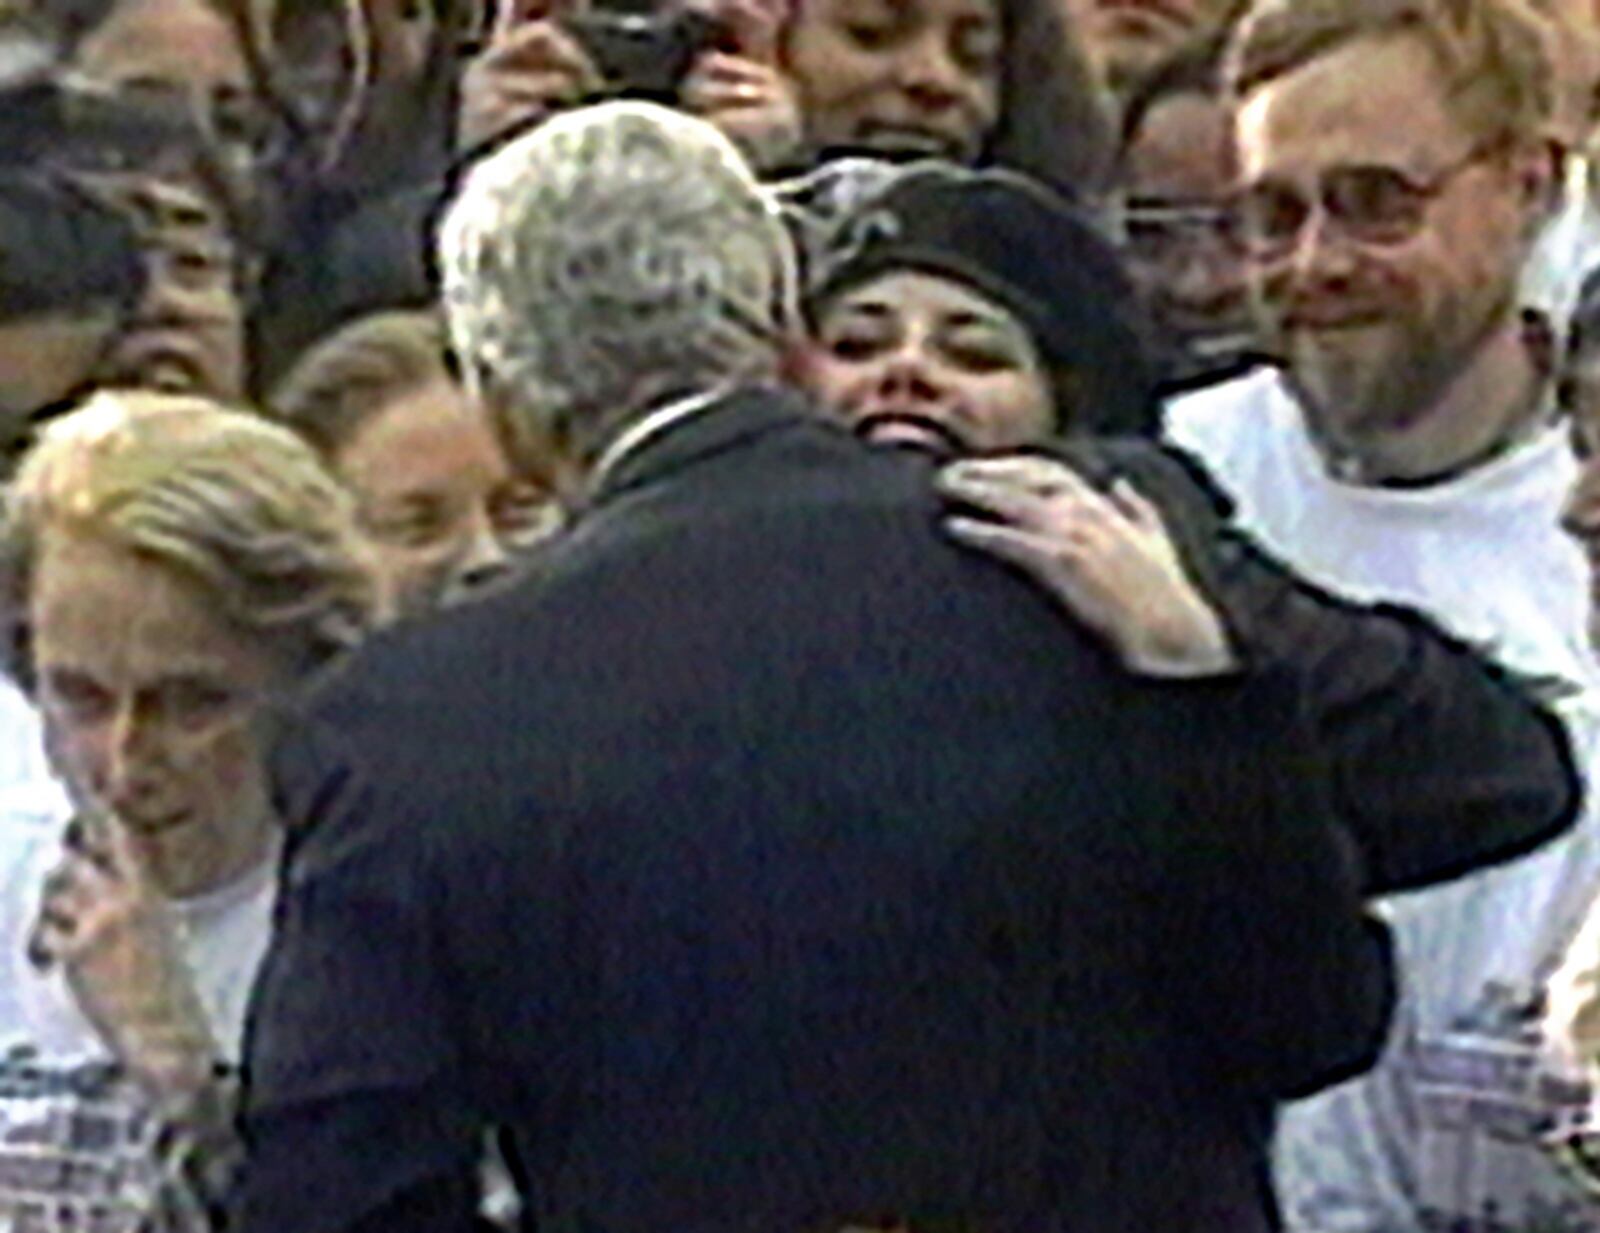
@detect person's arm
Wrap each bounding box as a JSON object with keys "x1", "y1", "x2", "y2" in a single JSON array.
[
  {"x1": 231, "y1": 720, "x2": 484, "y2": 1233},
  {"x1": 1145, "y1": 440, "x2": 1584, "y2": 895},
  {"x1": 1113, "y1": 665, "x2": 1397, "y2": 1098},
  {"x1": 941, "y1": 442, "x2": 1582, "y2": 895},
  {"x1": 937, "y1": 453, "x2": 1392, "y2": 1096}
]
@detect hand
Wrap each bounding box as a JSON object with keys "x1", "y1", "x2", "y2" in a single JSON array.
[
  {"x1": 680, "y1": 0, "x2": 801, "y2": 172},
  {"x1": 938, "y1": 455, "x2": 1238, "y2": 679},
  {"x1": 456, "y1": 0, "x2": 602, "y2": 154},
  {"x1": 28, "y1": 811, "x2": 219, "y2": 1106}
]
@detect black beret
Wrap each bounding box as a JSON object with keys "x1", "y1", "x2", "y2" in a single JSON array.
[{"x1": 808, "y1": 163, "x2": 1160, "y2": 437}]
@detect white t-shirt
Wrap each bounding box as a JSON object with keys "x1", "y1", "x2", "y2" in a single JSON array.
[
  {"x1": 1168, "y1": 368, "x2": 1600, "y2": 1232},
  {"x1": 0, "y1": 679, "x2": 53, "y2": 802},
  {"x1": 0, "y1": 792, "x2": 277, "y2": 1231}
]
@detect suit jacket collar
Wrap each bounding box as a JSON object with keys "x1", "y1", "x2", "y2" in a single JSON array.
[{"x1": 583, "y1": 383, "x2": 820, "y2": 512}]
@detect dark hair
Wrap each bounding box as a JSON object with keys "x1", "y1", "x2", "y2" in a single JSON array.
[
  {"x1": 270, "y1": 309, "x2": 453, "y2": 459},
  {"x1": 807, "y1": 162, "x2": 1161, "y2": 436},
  {"x1": 990, "y1": 0, "x2": 1118, "y2": 197},
  {"x1": 0, "y1": 172, "x2": 144, "y2": 324},
  {"x1": 231, "y1": 0, "x2": 471, "y2": 190},
  {"x1": 1118, "y1": 30, "x2": 1230, "y2": 160},
  {"x1": 783, "y1": 0, "x2": 1118, "y2": 199}
]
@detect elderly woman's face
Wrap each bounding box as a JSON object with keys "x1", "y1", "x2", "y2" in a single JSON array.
[
  {"x1": 782, "y1": 0, "x2": 1004, "y2": 164},
  {"x1": 30, "y1": 527, "x2": 285, "y2": 863},
  {"x1": 332, "y1": 378, "x2": 558, "y2": 618},
  {"x1": 798, "y1": 270, "x2": 1053, "y2": 455}
]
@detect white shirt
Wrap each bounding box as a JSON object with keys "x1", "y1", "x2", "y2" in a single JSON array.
[
  {"x1": 1524, "y1": 155, "x2": 1600, "y2": 341},
  {"x1": 1167, "y1": 367, "x2": 1600, "y2": 1232},
  {"x1": 0, "y1": 794, "x2": 277, "y2": 1229},
  {"x1": 0, "y1": 678, "x2": 54, "y2": 802}
]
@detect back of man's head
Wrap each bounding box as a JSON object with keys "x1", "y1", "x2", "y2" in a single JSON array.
[{"x1": 437, "y1": 101, "x2": 798, "y2": 471}]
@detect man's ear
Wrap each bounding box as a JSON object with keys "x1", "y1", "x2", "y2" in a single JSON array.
[
  {"x1": 1514, "y1": 138, "x2": 1566, "y2": 236},
  {"x1": 775, "y1": 334, "x2": 814, "y2": 391}
]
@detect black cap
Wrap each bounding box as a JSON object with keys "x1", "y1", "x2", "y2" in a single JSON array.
[{"x1": 807, "y1": 163, "x2": 1160, "y2": 437}]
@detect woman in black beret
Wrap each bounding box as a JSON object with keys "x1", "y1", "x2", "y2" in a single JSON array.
[
  {"x1": 794, "y1": 160, "x2": 1159, "y2": 444},
  {"x1": 788, "y1": 159, "x2": 1584, "y2": 905}
]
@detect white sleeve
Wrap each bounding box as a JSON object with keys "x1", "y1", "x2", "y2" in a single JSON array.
[{"x1": 1274, "y1": 1003, "x2": 1420, "y2": 1231}]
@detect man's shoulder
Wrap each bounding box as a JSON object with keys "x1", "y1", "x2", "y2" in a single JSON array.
[{"x1": 1163, "y1": 365, "x2": 1295, "y2": 445}]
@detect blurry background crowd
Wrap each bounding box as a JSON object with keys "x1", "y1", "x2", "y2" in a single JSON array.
[{"x1": 6, "y1": 0, "x2": 1600, "y2": 1229}]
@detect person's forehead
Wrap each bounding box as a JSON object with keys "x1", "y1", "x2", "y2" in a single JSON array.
[
  {"x1": 336, "y1": 383, "x2": 509, "y2": 492},
  {"x1": 73, "y1": 0, "x2": 249, "y2": 86},
  {"x1": 830, "y1": 270, "x2": 1024, "y2": 326},
  {"x1": 29, "y1": 528, "x2": 271, "y2": 681},
  {"x1": 1235, "y1": 32, "x2": 1469, "y2": 177},
  {"x1": 1126, "y1": 91, "x2": 1235, "y2": 195}
]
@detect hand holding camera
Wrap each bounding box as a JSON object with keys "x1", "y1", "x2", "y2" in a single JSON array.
[
  {"x1": 678, "y1": 0, "x2": 800, "y2": 172},
  {"x1": 456, "y1": 0, "x2": 603, "y2": 154},
  {"x1": 458, "y1": 0, "x2": 800, "y2": 171}
]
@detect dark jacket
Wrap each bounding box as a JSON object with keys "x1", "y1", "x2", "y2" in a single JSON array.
[
  {"x1": 234, "y1": 389, "x2": 1392, "y2": 1233},
  {"x1": 1048, "y1": 436, "x2": 1582, "y2": 896}
]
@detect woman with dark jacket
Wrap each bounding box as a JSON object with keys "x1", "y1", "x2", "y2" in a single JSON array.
[{"x1": 792, "y1": 160, "x2": 1583, "y2": 898}]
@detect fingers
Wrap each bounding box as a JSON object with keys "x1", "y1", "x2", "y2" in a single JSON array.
[
  {"x1": 30, "y1": 864, "x2": 86, "y2": 971},
  {"x1": 682, "y1": 54, "x2": 777, "y2": 111},
  {"x1": 939, "y1": 459, "x2": 1120, "y2": 542},
  {"x1": 494, "y1": 0, "x2": 570, "y2": 39},
  {"x1": 1109, "y1": 477, "x2": 1165, "y2": 535},
  {"x1": 940, "y1": 470, "x2": 1059, "y2": 531},
  {"x1": 942, "y1": 454, "x2": 1093, "y2": 494},
  {"x1": 480, "y1": 18, "x2": 600, "y2": 84},
  {"x1": 707, "y1": 0, "x2": 784, "y2": 62},
  {"x1": 64, "y1": 812, "x2": 119, "y2": 879},
  {"x1": 944, "y1": 516, "x2": 1064, "y2": 578},
  {"x1": 459, "y1": 19, "x2": 602, "y2": 150}
]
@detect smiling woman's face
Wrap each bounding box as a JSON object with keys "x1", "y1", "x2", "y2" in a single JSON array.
[
  {"x1": 782, "y1": 0, "x2": 1006, "y2": 164},
  {"x1": 798, "y1": 269, "x2": 1054, "y2": 455}
]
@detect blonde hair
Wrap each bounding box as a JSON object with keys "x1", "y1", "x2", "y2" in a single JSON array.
[
  {"x1": 271, "y1": 310, "x2": 453, "y2": 459},
  {"x1": 0, "y1": 389, "x2": 381, "y2": 694},
  {"x1": 1228, "y1": 0, "x2": 1560, "y2": 148}
]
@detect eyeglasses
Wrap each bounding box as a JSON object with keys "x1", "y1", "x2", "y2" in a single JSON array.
[
  {"x1": 1120, "y1": 199, "x2": 1245, "y2": 269},
  {"x1": 1230, "y1": 141, "x2": 1501, "y2": 261}
]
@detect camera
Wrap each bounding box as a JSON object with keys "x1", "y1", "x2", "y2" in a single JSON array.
[
  {"x1": 0, "y1": 77, "x2": 200, "y2": 175},
  {"x1": 559, "y1": 2, "x2": 723, "y2": 105}
]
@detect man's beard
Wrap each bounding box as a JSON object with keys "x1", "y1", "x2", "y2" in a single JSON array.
[{"x1": 1279, "y1": 282, "x2": 1513, "y2": 458}]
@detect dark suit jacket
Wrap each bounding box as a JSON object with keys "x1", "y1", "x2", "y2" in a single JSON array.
[
  {"x1": 233, "y1": 388, "x2": 1393, "y2": 1233},
  {"x1": 1047, "y1": 437, "x2": 1582, "y2": 896}
]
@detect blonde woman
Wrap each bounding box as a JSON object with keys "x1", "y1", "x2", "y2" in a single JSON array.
[
  {"x1": 0, "y1": 389, "x2": 381, "y2": 1228},
  {"x1": 272, "y1": 310, "x2": 560, "y2": 619}
]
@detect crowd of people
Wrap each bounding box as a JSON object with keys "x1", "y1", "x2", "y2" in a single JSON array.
[{"x1": 2, "y1": 0, "x2": 1600, "y2": 1229}]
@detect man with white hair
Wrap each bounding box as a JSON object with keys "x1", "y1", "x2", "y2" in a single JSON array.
[{"x1": 231, "y1": 102, "x2": 1391, "y2": 1233}]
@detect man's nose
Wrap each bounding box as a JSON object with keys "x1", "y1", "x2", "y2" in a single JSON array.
[
  {"x1": 1170, "y1": 241, "x2": 1245, "y2": 312},
  {"x1": 1286, "y1": 205, "x2": 1359, "y2": 288}
]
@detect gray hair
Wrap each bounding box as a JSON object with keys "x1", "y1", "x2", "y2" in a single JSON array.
[
  {"x1": 0, "y1": 389, "x2": 382, "y2": 694},
  {"x1": 437, "y1": 101, "x2": 799, "y2": 463}
]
